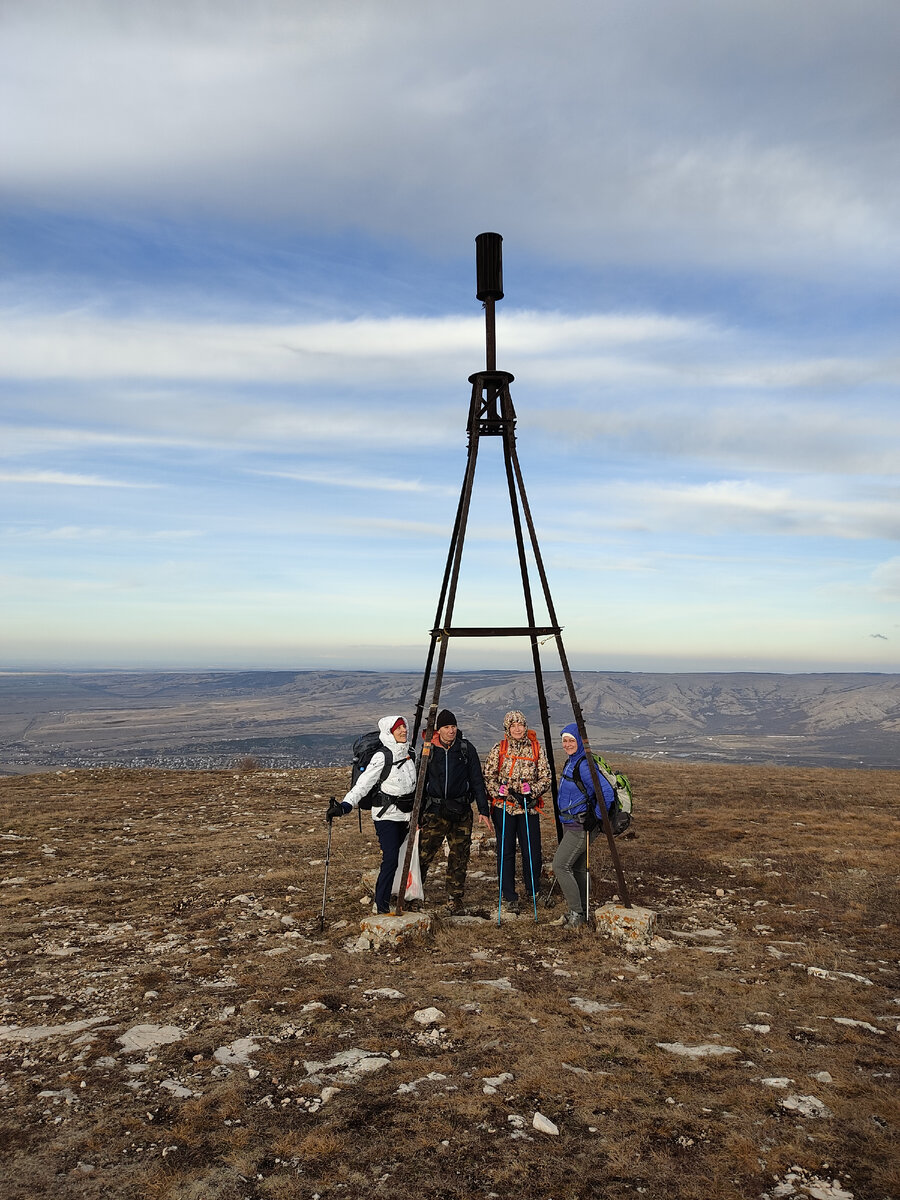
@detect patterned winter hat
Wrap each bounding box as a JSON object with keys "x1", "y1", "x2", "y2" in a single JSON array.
[{"x1": 504, "y1": 710, "x2": 527, "y2": 732}]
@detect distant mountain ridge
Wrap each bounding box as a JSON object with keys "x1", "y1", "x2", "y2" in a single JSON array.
[{"x1": 0, "y1": 669, "x2": 897, "y2": 772}]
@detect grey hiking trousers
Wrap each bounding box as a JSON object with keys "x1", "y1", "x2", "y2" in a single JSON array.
[{"x1": 552, "y1": 827, "x2": 600, "y2": 917}]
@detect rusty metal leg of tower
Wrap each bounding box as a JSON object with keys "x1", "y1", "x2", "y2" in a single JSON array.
[
  {"x1": 498, "y1": 399, "x2": 562, "y2": 841},
  {"x1": 411, "y1": 463, "x2": 469, "y2": 748},
  {"x1": 507, "y1": 441, "x2": 632, "y2": 907},
  {"x1": 411, "y1": 380, "x2": 493, "y2": 747},
  {"x1": 396, "y1": 428, "x2": 484, "y2": 913}
]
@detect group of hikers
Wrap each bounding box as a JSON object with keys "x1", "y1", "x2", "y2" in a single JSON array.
[{"x1": 325, "y1": 708, "x2": 616, "y2": 928}]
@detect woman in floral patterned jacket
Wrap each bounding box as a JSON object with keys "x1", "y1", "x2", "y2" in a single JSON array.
[{"x1": 483, "y1": 710, "x2": 552, "y2": 914}]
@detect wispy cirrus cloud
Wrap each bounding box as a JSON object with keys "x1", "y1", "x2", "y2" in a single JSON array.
[
  {"x1": 0, "y1": 309, "x2": 711, "y2": 383},
  {"x1": 2, "y1": 525, "x2": 200, "y2": 541},
  {"x1": 253, "y1": 468, "x2": 455, "y2": 495},
  {"x1": 534, "y1": 401, "x2": 900, "y2": 477},
  {"x1": 0, "y1": 470, "x2": 158, "y2": 488},
  {"x1": 575, "y1": 479, "x2": 900, "y2": 542}
]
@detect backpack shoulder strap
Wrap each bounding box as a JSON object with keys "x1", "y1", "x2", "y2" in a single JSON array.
[
  {"x1": 571, "y1": 753, "x2": 591, "y2": 797},
  {"x1": 526, "y1": 730, "x2": 539, "y2": 760},
  {"x1": 497, "y1": 738, "x2": 509, "y2": 770},
  {"x1": 376, "y1": 747, "x2": 393, "y2": 786}
]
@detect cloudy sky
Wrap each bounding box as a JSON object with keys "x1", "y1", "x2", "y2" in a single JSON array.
[{"x1": 2, "y1": 0, "x2": 898, "y2": 673}]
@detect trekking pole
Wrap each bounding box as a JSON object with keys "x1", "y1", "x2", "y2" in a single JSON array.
[
  {"x1": 497, "y1": 802, "x2": 507, "y2": 926},
  {"x1": 319, "y1": 798, "x2": 335, "y2": 932},
  {"x1": 522, "y1": 804, "x2": 538, "y2": 923},
  {"x1": 584, "y1": 819, "x2": 590, "y2": 922}
]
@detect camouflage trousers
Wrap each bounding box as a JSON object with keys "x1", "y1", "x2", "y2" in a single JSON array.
[{"x1": 418, "y1": 808, "x2": 473, "y2": 902}]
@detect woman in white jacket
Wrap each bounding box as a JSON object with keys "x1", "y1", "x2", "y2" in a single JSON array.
[{"x1": 327, "y1": 714, "x2": 417, "y2": 914}]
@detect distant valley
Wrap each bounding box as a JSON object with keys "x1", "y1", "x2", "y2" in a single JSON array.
[{"x1": 0, "y1": 668, "x2": 897, "y2": 773}]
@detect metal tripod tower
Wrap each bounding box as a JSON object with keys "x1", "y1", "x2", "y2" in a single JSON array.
[{"x1": 396, "y1": 233, "x2": 631, "y2": 912}]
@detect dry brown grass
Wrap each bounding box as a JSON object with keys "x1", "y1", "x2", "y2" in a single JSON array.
[{"x1": 0, "y1": 760, "x2": 897, "y2": 1200}]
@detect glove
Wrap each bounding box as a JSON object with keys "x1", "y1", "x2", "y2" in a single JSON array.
[
  {"x1": 497, "y1": 784, "x2": 508, "y2": 797},
  {"x1": 326, "y1": 799, "x2": 349, "y2": 820},
  {"x1": 520, "y1": 781, "x2": 537, "y2": 810}
]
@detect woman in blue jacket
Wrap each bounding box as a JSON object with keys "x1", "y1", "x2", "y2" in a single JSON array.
[{"x1": 553, "y1": 722, "x2": 615, "y2": 927}]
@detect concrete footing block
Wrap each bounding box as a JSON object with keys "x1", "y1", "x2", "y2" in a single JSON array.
[
  {"x1": 357, "y1": 911, "x2": 433, "y2": 950},
  {"x1": 594, "y1": 902, "x2": 657, "y2": 947}
]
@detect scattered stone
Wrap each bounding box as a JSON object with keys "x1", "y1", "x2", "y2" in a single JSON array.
[
  {"x1": 650, "y1": 936, "x2": 676, "y2": 951},
  {"x1": 743, "y1": 1023, "x2": 771, "y2": 1034},
  {"x1": 160, "y1": 1079, "x2": 195, "y2": 1098},
  {"x1": 476, "y1": 977, "x2": 515, "y2": 992},
  {"x1": 671, "y1": 927, "x2": 725, "y2": 940},
  {"x1": 832, "y1": 1017, "x2": 884, "y2": 1036},
  {"x1": 117, "y1": 1024, "x2": 185, "y2": 1053},
  {"x1": 767, "y1": 1168, "x2": 854, "y2": 1199},
  {"x1": 810, "y1": 1071, "x2": 833, "y2": 1084},
  {"x1": 298, "y1": 953, "x2": 332, "y2": 965},
  {"x1": 760, "y1": 1077, "x2": 794, "y2": 1088},
  {"x1": 304, "y1": 1048, "x2": 392, "y2": 1081},
  {"x1": 656, "y1": 1042, "x2": 740, "y2": 1058},
  {"x1": 413, "y1": 1007, "x2": 445, "y2": 1025},
  {"x1": 0, "y1": 1016, "x2": 111, "y2": 1044},
  {"x1": 213, "y1": 1037, "x2": 260, "y2": 1066},
  {"x1": 560, "y1": 1062, "x2": 591, "y2": 1077},
  {"x1": 569, "y1": 997, "x2": 622, "y2": 1015},
  {"x1": 795, "y1": 964, "x2": 873, "y2": 986},
  {"x1": 397, "y1": 1072, "x2": 447, "y2": 1094},
  {"x1": 533, "y1": 1112, "x2": 559, "y2": 1135},
  {"x1": 364, "y1": 988, "x2": 406, "y2": 1000},
  {"x1": 482, "y1": 1072, "x2": 513, "y2": 1094},
  {"x1": 779, "y1": 1094, "x2": 832, "y2": 1119}
]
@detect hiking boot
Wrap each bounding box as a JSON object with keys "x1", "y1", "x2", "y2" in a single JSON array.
[
  {"x1": 564, "y1": 912, "x2": 586, "y2": 928},
  {"x1": 444, "y1": 897, "x2": 465, "y2": 915},
  {"x1": 503, "y1": 899, "x2": 521, "y2": 915}
]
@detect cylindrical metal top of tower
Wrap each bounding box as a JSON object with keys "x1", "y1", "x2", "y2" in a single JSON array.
[{"x1": 475, "y1": 232, "x2": 503, "y2": 301}]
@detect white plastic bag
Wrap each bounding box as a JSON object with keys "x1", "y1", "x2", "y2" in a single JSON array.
[{"x1": 391, "y1": 830, "x2": 424, "y2": 901}]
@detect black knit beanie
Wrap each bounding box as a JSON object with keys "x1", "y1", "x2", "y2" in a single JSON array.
[{"x1": 436, "y1": 709, "x2": 457, "y2": 729}]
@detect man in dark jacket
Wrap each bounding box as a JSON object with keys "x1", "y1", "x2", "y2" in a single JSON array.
[{"x1": 418, "y1": 709, "x2": 491, "y2": 914}]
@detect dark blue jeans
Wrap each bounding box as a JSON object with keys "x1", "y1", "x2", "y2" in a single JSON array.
[
  {"x1": 374, "y1": 819, "x2": 410, "y2": 913},
  {"x1": 491, "y1": 807, "x2": 542, "y2": 903}
]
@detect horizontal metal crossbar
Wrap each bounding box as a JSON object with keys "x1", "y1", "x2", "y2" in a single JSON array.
[{"x1": 430, "y1": 625, "x2": 561, "y2": 638}]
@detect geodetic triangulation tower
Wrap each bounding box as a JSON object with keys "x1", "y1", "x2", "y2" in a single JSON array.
[{"x1": 397, "y1": 233, "x2": 631, "y2": 912}]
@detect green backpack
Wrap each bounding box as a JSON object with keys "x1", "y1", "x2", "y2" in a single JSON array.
[{"x1": 572, "y1": 753, "x2": 633, "y2": 836}]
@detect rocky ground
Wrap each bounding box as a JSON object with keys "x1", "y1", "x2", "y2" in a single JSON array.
[{"x1": 1, "y1": 761, "x2": 897, "y2": 1200}]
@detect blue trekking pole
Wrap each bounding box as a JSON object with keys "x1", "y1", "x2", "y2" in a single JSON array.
[
  {"x1": 521, "y1": 797, "x2": 538, "y2": 922},
  {"x1": 497, "y1": 800, "x2": 507, "y2": 926}
]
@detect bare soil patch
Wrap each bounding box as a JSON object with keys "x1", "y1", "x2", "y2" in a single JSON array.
[{"x1": 1, "y1": 761, "x2": 897, "y2": 1199}]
